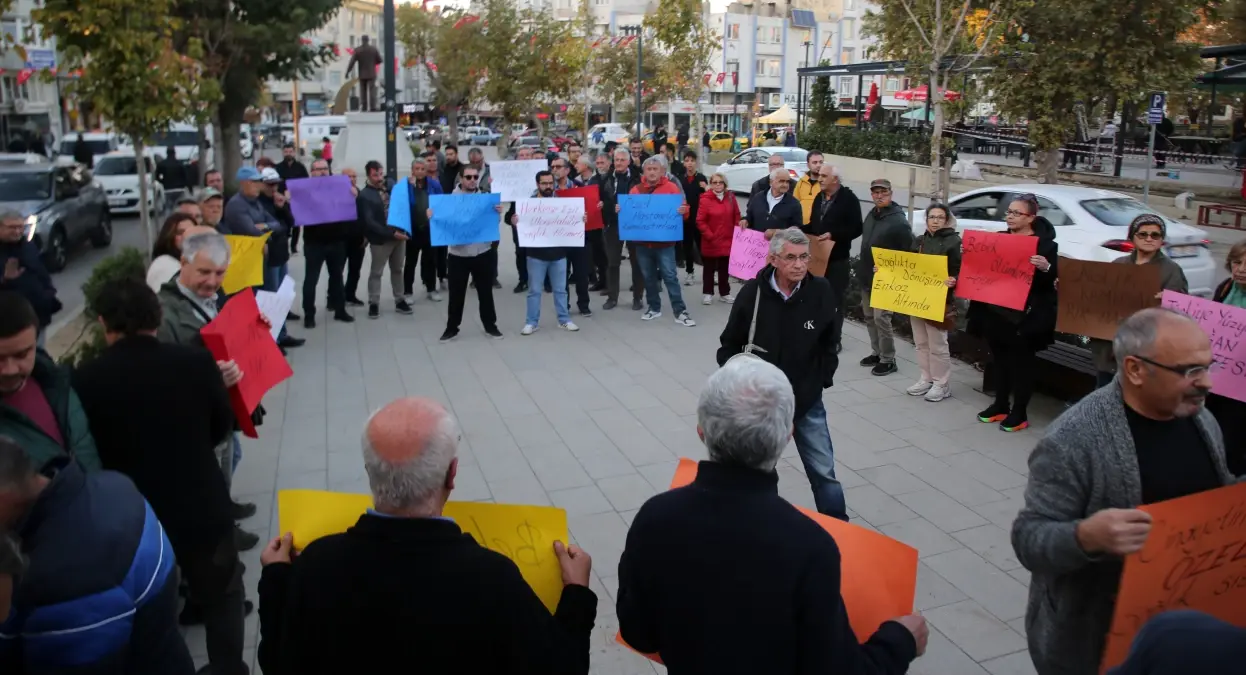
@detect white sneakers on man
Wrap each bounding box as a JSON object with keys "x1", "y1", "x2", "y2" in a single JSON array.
[
  {"x1": 924, "y1": 383, "x2": 950, "y2": 402},
  {"x1": 719, "y1": 294, "x2": 735, "y2": 304},
  {"x1": 561, "y1": 322, "x2": 579, "y2": 332},
  {"x1": 674, "y1": 312, "x2": 696, "y2": 327},
  {"x1": 521, "y1": 324, "x2": 538, "y2": 336}
]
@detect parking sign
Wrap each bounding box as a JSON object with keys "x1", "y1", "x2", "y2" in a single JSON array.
[{"x1": 1147, "y1": 92, "x2": 1166, "y2": 125}]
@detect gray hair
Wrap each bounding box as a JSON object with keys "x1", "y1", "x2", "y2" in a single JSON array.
[
  {"x1": 361, "y1": 406, "x2": 461, "y2": 512},
  {"x1": 0, "y1": 208, "x2": 23, "y2": 223},
  {"x1": 575, "y1": 157, "x2": 592, "y2": 172},
  {"x1": 770, "y1": 168, "x2": 790, "y2": 183},
  {"x1": 180, "y1": 232, "x2": 230, "y2": 266},
  {"x1": 613, "y1": 147, "x2": 631, "y2": 161},
  {"x1": 698, "y1": 357, "x2": 795, "y2": 472},
  {"x1": 642, "y1": 154, "x2": 667, "y2": 171},
  {"x1": 822, "y1": 165, "x2": 841, "y2": 179},
  {"x1": 1113, "y1": 307, "x2": 1200, "y2": 371},
  {"x1": 768, "y1": 227, "x2": 809, "y2": 255}
]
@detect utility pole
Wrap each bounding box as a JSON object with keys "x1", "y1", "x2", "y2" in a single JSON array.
[
  {"x1": 383, "y1": 0, "x2": 398, "y2": 182},
  {"x1": 797, "y1": 40, "x2": 811, "y2": 132}
]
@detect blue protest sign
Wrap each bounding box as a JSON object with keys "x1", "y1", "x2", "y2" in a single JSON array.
[
  {"x1": 386, "y1": 181, "x2": 412, "y2": 234},
  {"x1": 429, "y1": 193, "x2": 502, "y2": 246},
  {"x1": 618, "y1": 194, "x2": 684, "y2": 242}
]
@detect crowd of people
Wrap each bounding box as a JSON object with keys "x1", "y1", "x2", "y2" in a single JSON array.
[{"x1": 1, "y1": 134, "x2": 1245, "y2": 674}]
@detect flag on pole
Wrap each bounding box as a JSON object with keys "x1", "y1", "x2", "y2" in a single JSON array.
[
  {"x1": 703, "y1": 73, "x2": 711, "y2": 85},
  {"x1": 715, "y1": 72, "x2": 725, "y2": 84},
  {"x1": 731, "y1": 72, "x2": 738, "y2": 86}
]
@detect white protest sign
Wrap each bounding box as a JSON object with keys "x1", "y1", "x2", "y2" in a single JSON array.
[
  {"x1": 516, "y1": 197, "x2": 585, "y2": 248},
  {"x1": 255, "y1": 276, "x2": 296, "y2": 341},
  {"x1": 490, "y1": 160, "x2": 548, "y2": 203}
]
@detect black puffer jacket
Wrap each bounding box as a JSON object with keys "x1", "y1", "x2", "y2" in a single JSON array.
[
  {"x1": 599, "y1": 166, "x2": 642, "y2": 229},
  {"x1": 966, "y1": 217, "x2": 1059, "y2": 349}
]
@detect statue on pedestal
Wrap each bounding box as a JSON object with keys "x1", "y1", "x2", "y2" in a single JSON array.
[{"x1": 345, "y1": 36, "x2": 382, "y2": 112}]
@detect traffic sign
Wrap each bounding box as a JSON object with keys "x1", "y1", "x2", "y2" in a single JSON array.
[
  {"x1": 1147, "y1": 92, "x2": 1166, "y2": 125},
  {"x1": 24, "y1": 48, "x2": 55, "y2": 70}
]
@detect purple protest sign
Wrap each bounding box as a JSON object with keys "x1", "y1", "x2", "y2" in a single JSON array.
[
  {"x1": 286, "y1": 175, "x2": 357, "y2": 226},
  {"x1": 728, "y1": 227, "x2": 769, "y2": 280},
  {"x1": 1160, "y1": 290, "x2": 1246, "y2": 403}
]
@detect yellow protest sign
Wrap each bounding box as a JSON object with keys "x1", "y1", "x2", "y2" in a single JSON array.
[
  {"x1": 222, "y1": 232, "x2": 271, "y2": 295},
  {"x1": 277, "y1": 489, "x2": 568, "y2": 612},
  {"x1": 869, "y1": 248, "x2": 949, "y2": 322}
]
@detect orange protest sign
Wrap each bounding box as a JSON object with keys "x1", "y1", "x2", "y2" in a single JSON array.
[
  {"x1": 1100, "y1": 482, "x2": 1246, "y2": 673},
  {"x1": 616, "y1": 458, "x2": 919, "y2": 661}
]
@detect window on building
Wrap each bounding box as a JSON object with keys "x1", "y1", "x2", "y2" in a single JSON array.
[
  {"x1": 885, "y1": 77, "x2": 900, "y2": 92},
  {"x1": 349, "y1": 35, "x2": 355, "y2": 47},
  {"x1": 843, "y1": 0, "x2": 856, "y2": 9},
  {"x1": 840, "y1": 47, "x2": 854, "y2": 64},
  {"x1": 842, "y1": 18, "x2": 855, "y2": 39},
  {"x1": 329, "y1": 71, "x2": 342, "y2": 86},
  {"x1": 755, "y1": 26, "x2": 766, "y2": 42},
  {"x1": 3, "y1": 77, "x2": 29, "y2": 102},
  {"x1": 0, "y1": 20, "x2": 16, "y2": 40},
  {"x1": 767, "y1": 59, "x2": 780, "y2": 77},
  {"x1": 726, "y1": 59, "x2": 739, "y2": 76},
  {"x1": 770, "y1": 27, "x2": 781, "y2": 43},
  {"x1": 838, "y1": 77, "x2": 854, "y2": 96},
  {"x1": 755, "y1": 59, "x2": 765, "y2": 75},
  {"x1": 727, "y1": 23, "x2": 739, "y2": 39}
]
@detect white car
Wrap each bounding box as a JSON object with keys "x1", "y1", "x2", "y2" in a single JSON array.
[
  {"x1": 911, "y1": 184, "x2": 1215, "y2": 297},
  {"x1": 55, "y1": 132, "x2": 119, "y2": 168},
  {"x1": 586, "y1": 123, "x2": 631, "y2": 150},
  {"x1": 92, "y1": 152, "x2": 166, "y2": 216},
  {"x1": 716, "y1": 147, "x2": 809, "y2": 195}
]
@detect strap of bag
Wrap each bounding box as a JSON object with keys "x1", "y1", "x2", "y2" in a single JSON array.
[{"x1": 743, "y1": 284, "x2": 766, "y2": 354}]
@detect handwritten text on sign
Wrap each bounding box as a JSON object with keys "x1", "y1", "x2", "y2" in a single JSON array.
[
  {"x1": 429, "y1": 193, "x2": 502, "y2": 246},
  {"x1": 276, "y1": 489, "x2": 569, "y2": 612},
  {"x1": 954, "y1": 229, "x2": 1037, "y2": 311},
  {"x1": 1100, "y1": 482, "x2": 1246, "y2": 673},
  {"x1": 617, "y1": 194, "x2": 684, "y2": 242},
  {"x1": 516, "y1": 197, "x2": 585, "y2": 248},
  {"x1": 1161, "y1": 291, "x2": 1246, "y2": 403},
  {"x1": 490, "y1": 159, "x2": 548, "y2": 203},
  {"x1": 1055, "y1": 258, "x2": 1160, "y2": 341},
  {"x1": 869, "y1": 248, "x2": 949, "y2": 322},
  {"x1": 727, "y1": 227, "x2": 769, "y2": 279}
]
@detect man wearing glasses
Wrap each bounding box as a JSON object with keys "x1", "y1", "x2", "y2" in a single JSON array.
[
  {"x1": 855, "y1": 179, "x2": 912, "y2": 377},
  {"x1": 437, "y1": 167, "x2": 506, "y2": 341},
  {"x1": 300, "y1": 158, "x2": 355, "y2": 327},
  {"x1": 550, "y1": 157, "x2": 592, "y2": 316},
  {"x1": 1012, "y1": 307, "x2": 1235, "y2": 675}
]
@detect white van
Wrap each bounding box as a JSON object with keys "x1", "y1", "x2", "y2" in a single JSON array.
[
  {"x1": 298, "y1": 115, "x2": 346, "y2": 156},
  {"x1": 55, "y1": 132, "x2": 119, "y2": 167}
]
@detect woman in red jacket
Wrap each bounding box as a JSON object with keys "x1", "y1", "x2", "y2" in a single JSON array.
[{"x1": 696, "y1": 172, "x2": 739, "y2": 304}]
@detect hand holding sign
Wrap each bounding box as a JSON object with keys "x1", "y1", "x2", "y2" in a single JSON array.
[
  {"x1": 618, "y1": 194, "x2": 684, "y2": 242},
  {"x1": 870, "y1": 249, "x2": 949, "y2": 322},
  {"x1": 516, "y1": 197, "x2": 585, "y2": 248},
  {"x1": 556, "y1": 185, "x2": 603, "y2": 231},
  {"x1": 954, "y1": 230, "x2": 1038, "y2": 311},
  {"x1": 200, "y1": 289, "x2": 293, "y2": 438},
  {"x1": 428, "y1": 193, "x2": 502, "y2": 246},
  {"x1": 1055, "y1": 259, "x2": 1160, "y2": 340},
  {"x1": 286, "y1": 175, "x2": 356, "y2": 226},
  {"x1": 727, "y1": 227, "x2": 768, "y2": 280}
]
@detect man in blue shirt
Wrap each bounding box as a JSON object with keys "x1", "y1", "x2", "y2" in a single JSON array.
[{"x1": 219, "y1": 166, "x2": 279, "y2": 237}]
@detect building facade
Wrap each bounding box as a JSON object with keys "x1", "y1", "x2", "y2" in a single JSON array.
[{"x1": 0, "y1": 2, "x2": 66, "y2": 152}]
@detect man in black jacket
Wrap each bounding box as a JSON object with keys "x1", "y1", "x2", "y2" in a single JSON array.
[
  {"x1": 856, "y1": 179, "x2": 913, "y2": 376},
  {"x1": 744, "y1": 168, "x2": 803, "y2": 235},
  {"x1": 275, "y1": 144, "x2": 310, "y2": 253},
  {"x1": 360, "y1": 160, "x2": 412, "y2": 319},
  {"x1": 0, "y1": 209, "x2": 59, "y2": 347},
  {"x1": 300, "y1": 158, "x2": 355, "y2": 327},
  {"x1": 717, "y1": 227, "x2": 847, "y2": 520},
  {"x1": 257, "y1": 397, "x2": 597, "y2": 674},
  {"x1": 155, "y1": 146, "x2": 188, "y2": 197},
  {"x1": 750, "y1": 153, "x2": 788, "y2": 197},
  {"x1": 805, "y1": 167, "x2": 863, "y2": 347},
  {"x1": 618, "y1": 356, "x2": 926, "y2": 672},
  {"x1": 72, "y1": 278, "x2": 249, "y2": 675},
  {"x1": 676, "y1": 150, "x2": 707, "y2": 284},
  {"x1": 599, "y1": 147, "x2": 645, "y2": 310},
  {"x1": 258, "y1": 167, "x2": 304, "y2": 349}
]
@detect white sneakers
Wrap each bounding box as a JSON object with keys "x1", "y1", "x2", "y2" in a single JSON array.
[
  {"x1": 522, "y1": 323, "x2": 578, "y2": 334},
  {"x1": 906, "y1": 380, "x2": 933, "y2": 396},
  {"x1": 683, "y1": 272, "x2": 696, "y2": 286},
  {"x1": 561, "y1": 322, "x2": 579, "y2": 332},
  {"x1": 428, "y1": 291, "x2": 443, "y2": 302},
  {"x1": 674, "y1": 312, "x2": 696, "y2": 327},
  {"x1": 908, "y1": 380, "x2": 950, "y2": 401},
  {"x1": 642, "y1": 310, "x2": 662, "y2": 321},
  {"x1": 702, "y1": 295, "x2": 713, "y2": 305},
  {"x1": 521, "y1": 324, "x2": 537, "y2": 335},
  {"x1": 720, "y1": 294, "x2": 735, "y2": 304}
]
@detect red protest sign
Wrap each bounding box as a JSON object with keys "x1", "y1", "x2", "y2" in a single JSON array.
[
  {"x1": 954, "y1": 229, "x2": 1038, "y2": 311},
  {"x1": 556, "y1": 185, "x2": 602, "y2": 231},
  {"x1": 200, "y1": 289, "x2": 293, "y2": 438}
]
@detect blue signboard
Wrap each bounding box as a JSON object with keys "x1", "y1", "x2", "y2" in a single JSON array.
[
  {"x1": 24, "y1": 49, "x2": 55, "y2": 70},
  {"x1": 1147, "y1": 92, "x2": 1166, "y2": 125}
]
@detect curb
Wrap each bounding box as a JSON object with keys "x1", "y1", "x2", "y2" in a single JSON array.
[{"x1": 46, "y1": 303, "x2": 84, "y2": 343}]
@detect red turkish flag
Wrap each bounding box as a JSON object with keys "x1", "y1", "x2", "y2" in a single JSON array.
[
  {"x1": 716, "y1": 72, "x2": 725, "y2": 84},
  {"x1": 731, "y1": 71, "x2": 738, "y2": 86},
  {"x1": 703, "y1": 73, "x2": 711, "y2": 85},
  {"x1": 16, "y1": 68, "x2": 33, "y2": 85}
]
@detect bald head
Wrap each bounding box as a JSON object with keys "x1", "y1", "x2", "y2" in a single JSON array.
[{"x1": 362, "y1": 397, "x2": 460, "y2": 514}]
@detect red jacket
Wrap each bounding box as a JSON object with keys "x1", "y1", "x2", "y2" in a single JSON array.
[
  {"x1": 629, "y1": 176, "x2": 683, "y2": 248},
  {"x1": 696, "y1": 190, "x2": 740, "y2": 258}
]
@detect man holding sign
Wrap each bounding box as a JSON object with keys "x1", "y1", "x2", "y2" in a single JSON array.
[
  {"x1": 435, "y1": 168, "x2": 506, "y2": 342},
  {"x1": 1012, "y1": 308, "x2": 1236, "y2": 675},
  {"x1": 256, "y1": 397, "x2": 598, "y2": 674},
  {"x1": 625, "y1": 156, "x2": 696, "y2": 327},
  {"x1": 505, "y1": 171, "x2": 580, "y2": 335}
]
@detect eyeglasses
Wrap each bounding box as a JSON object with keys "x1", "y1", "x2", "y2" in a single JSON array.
[
  {"x1": 927, "y1": 214, "x2": 948, "y2": 221},
  {"x1": 462, "y1": 175, "x2": 479, "y2": 180},
  {"x1": 710, "y1": 180, "x2": 725, "y2": 185},
  {"x1": 777, "y1": 253, "x2": 811, "y2": 263},
  {"x1": 1133, "y1": 355, "x2": 1211, "y2": 379},
  {"x1": 1134, "y1": 231, "x2": 1164, "y2": 240},
  {"x1": 1005, "y1": 209, "x2": 1033, "y2": 217}
]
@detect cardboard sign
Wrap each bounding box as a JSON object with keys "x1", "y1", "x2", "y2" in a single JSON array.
[
  {"x1": 277, "y1": 489, "x2": 569, "y2": 612},
  {"x1": 490, "y1": 159, "x2": 548, "y2": 202},
  {"x1": 617, "y1": 458, "x2": 919, "y2": 662},
  {"x1": 618, "y1": 194, "x2": 684, "y2": 242},
  {"x1": 556, "y1": 185, "x2": 603, "y2": 231},
  {"x1": 1161, "y1": 291, "x2": 1246, "y2": 403},
  {"x1": 286, "y1": 175, "x2": 356, "y2": 226},
  {"x1": 954, "y1": 229, "x2": 1038, "y2": 311},
  {"x1": 386, "y1": 181, "x2": 412, "y2": 234},
  {"x1": 809, "y1": 237, "x2": 834, "y2": 277},
  {"x1": 869, "y1": 248, "x2": 949, "y2": 322},
  {"x1": 199, "y1": 289, "x2": 292, "y2": 438},
  {"x1": 727, "y1": 227, "x2": 768, "y2": 279},
  {"x1": 1100, "y1": 482, "x2": 1246, "y2": 673},
  {"x1": 221, "y1": 232, "x2": 271, "y2": 296},
  {"x1": 515, "y1": 197, "x2": 585, "y2": 248},
  {"x1": 1056, "y1": 258, "x2": 1161, "y2": 340},
  {"x1": 428, "y1": 193, "x2": 502, "y2": 246}
]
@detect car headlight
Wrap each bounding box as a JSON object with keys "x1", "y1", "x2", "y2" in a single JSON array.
[{"x1": 25, "y1": 213, "x2": 37, "y2": 241}]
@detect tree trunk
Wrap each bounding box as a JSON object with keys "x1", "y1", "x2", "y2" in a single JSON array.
[
  {"x1": 218, "y1": 101, "x2": 246, "y2": 192},
  {"x1": 448, "y1": 107, "x2": 459, "y2": 145},
  {"x1": 1036, "y1": 147, "x2": 1060, "y2": 184},
  {"x1": 133, "y1": 136, "x2": 155, "y2": 263},
  {"x1": 928, "y1": 66, "x2": 946, "y2": 199}
]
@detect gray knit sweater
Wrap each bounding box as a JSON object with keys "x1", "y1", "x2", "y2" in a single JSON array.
[{"x1": 1011, "y1": 381, "x2": 1235, "y2": 675}]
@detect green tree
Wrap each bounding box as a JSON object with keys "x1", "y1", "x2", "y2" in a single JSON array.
[
  {"x1": 482, "y1": 7, "x2": 585, "y2": 134},
  {"x1": 397, "y1": 3, "x2": 494, "y2": 143},
  {"x1": 590, "y1": 37, "x2": 664, "y2": 128},
  {"x1": 35, "y1": 0, "x2": 219, "y2": 257},
  {"x1": 645, "y1": 0, "x2": 718, "y2": 141},
  {"x1": 808, "y1": 60, "x2": 838, "y2": 127}
]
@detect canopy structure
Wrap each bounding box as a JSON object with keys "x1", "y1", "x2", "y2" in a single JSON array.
[{"x1": 756, "y1": 104, "x2": 797, "y2": 124}]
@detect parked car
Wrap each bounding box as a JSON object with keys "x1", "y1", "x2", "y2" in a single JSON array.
[
  {"x1": 706, "y1": 131, "x2": 749, "y2": 151},
  {"x1": 641, "y1": 131, "x2": 678, "y2": 154},
  {"x1": 505, "y1": 135, "x2": 557, "y2": 158},
  {"x1": 93, "y1": 151, "x2": 167, "y2": 218},
  {"x1": 1, "y1": 164, "x2": 110, "y2": 272},
  {"x1": 715, "y1": 147, "x2": 809, "y2": 194},
  {"x1": 0, "y1": 153, "x2": 49, "y2": 166},
  {"x1": 910, "y1": 184, "x2": 1216, "y2": 298},
  {"x1": 469, "y1": 128, "x2": 503, "y2": 146},
  {"x1": 585, "y1": 123, "x2": 631, "y2": 150}
]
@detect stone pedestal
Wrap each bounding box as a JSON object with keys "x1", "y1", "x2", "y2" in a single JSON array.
[{"x1": 333, "y1": 111, "x2": 413, "y2": 179}]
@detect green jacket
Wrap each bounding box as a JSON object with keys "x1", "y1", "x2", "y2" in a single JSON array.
[
  {"x1": 0, "y1": 351, "x2": 101, "y2": 472},
  {"x1": 156, "y1": 278, "x2": 213, "y2": 347},
  {"x1": 1089, "y1": 251, "x2": 1189, "y2": 372}
]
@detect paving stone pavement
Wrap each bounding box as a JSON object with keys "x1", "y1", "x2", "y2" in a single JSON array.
[{"x1": 183, "y1": 239, "x2": 1064, "y2": 675}]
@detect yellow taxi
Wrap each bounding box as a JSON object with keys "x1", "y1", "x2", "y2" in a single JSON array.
[
  {"x1": 706, "y1": 131, "x2": 752, "y2": 151},
  {"x1": 641, "y1": 131, "x2": 678, "y2": 154}
]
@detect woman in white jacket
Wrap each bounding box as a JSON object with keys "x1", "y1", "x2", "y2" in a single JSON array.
[{"x1": 145, "y1": 212, "x2": 198, "y2": 291}]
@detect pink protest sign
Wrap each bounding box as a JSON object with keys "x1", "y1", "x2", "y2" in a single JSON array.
[
  {"x1": 728, "y1": 227, "x2": 769, "y2": 280},
  {"x1": 1160, "y1": 290, "x2": 1246, "y2": 403}
]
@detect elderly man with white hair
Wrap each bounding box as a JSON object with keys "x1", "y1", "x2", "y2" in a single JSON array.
[
  {"x1": 718, "y1": 227, "x2": 845, "y2": 521},
  {"x1": 618, "y1": 356, "x2": 927, "y2": 672},
  {"x1": 743, "y1": 166, "x2": 803, "y2": 237},
  {"x1": 598, "y1": 146, "x2": 644, "y2": 310},
  {"x1": 256, "y1": 397, "x2": 599, "y2": 674},
  {"x1": 625, "y1": 154, "x2": 695, "y2": 326}
]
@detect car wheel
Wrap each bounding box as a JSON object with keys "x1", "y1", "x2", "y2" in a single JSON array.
[
  {"x1": 43, "y1": 226, "x2": 68, "y2": 272},
  {"x1": 90, "y1": 211, "x2": 112, "y2": 248}
]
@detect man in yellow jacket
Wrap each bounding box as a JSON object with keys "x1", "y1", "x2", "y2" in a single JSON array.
[{"x1": 792, "y1": 150, "x2": 824, "y2": 224}]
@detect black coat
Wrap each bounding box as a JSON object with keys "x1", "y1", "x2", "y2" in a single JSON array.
[
  {"x1": 260, "y1": 194, "x2": 294, "y2": 266},
  {"x1": 678, "y1": 172, "x2": 707, "y2": 225},
  {"x1": 257, "y1": 514, "x2": 597, "y2": 675},
  {"x1": 71, "y1": 335, "x2": 235, "y2": 556},
  {"x1": 155, "y1": 156, "x2": 187, "y2": 191},
  {"x1": 744, "y1": 191, "x2": 803, "y2": 234},
  {"x1": 275, "y1": 158, "x2": 309, "y2": 191},
  {"x1": 717, "y1": 266, "x2": 839, "y2": 418},
  {"x1": 805, "y1": 186, "x2": 864, "y2": 265},
  {"x1": 966, "y1": 217, "x2": 1060, "y2": 350},
  {"x1": 599, "y1": 166, "x2": 642, "y2": 228},
  {"x1": 617, "y1": 461, "x2": 918, "y2": 675},
  {"x1": 0, "y1": 239, "x2": 60, "y2": 327}
]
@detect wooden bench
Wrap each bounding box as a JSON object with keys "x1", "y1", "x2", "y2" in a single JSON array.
[
  {"x1": 1198, "y1": 203, "x2": 1246, "y2": 230},
  {"x1": 979, "y1": 341, "x2": 1097, "y2": 403}
]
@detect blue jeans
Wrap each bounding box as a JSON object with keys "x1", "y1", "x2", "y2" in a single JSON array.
[
  {"x1": 633, "y1": 245, "x2": 686, "y2": 315},
  {"x1": 231, "y1": 433, "x2": 241, "y2": 476},
  {"x1": 263, "y1": 263, "x2": 289, "y2": 341},
  {"x1": 792, "y1": 400, "x2": 847, "y2": 521},
  {"x1": 525, "y1": 257, "x2": 570, "y2": 326}
]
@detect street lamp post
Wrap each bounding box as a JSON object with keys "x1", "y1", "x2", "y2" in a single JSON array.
[
  {"x1": 621, "y1": 25, "x2": 643, "y2": 134},
  {"x1": 383, "y1": 0, "x2": 398, "y2": 182},
  {"x1": 798, "y1": 40, "x2": 811, "y2": 132}
]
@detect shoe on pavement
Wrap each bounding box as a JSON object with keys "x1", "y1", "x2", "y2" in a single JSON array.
[
  {"x1": 632, "y1": 299, "x2": 644, "y2": 311},
  {"x1": 977, "y1": 402, "x2": 1010, "y2": 423},
  {"x1": 345, "y1": 296, "x2": 365, "y2": 307},
  {"x1": 860, "y1": 354, "x2": 881, "y2": 367},
  {"x1": 493, "y1": 280, "x2": 503, "y2": 289},
  {"x1": 287, "y1": 311, "x2": 301, "y2": 321},
  {"x1": 513, "y1": 282, "x2": 528, "y2": 294},
  {"x1": 521, "y1": 324, "x2": 538, "y2": 335},
  {"x1": 925, "y1": 383, "x2": 951, "y2": 402},
  {"x1": 720, "y1": 294, "x2": 735, "y2": 304},
  {"x1": 368, "y1": 303, "x2": 380, "y2": 319},
  {"x1": 674, "y1": 312, "x2": 696, "y2": 327},
  {"x1": 395, "y1": 300, "x2": 414, "y2": 315},
  {"x1": 603, "y1": 299, "x2": 618, "y2": 310},
  {"x1": 1000, "y1": 411, "x2": 1029, "y2": 432},
  {"x1": 485, "y1": 326, "x2": 504, "y2": 339},
  {"x1": 333, "y1": 309, "x2": 355, "y2": 323},
  {"x1": 871, "y1": 361, "x2": 898, "y2": 376},
  {"x1": 403, "y1": 294, "x2": 414, "y2": 304},
  {"x1": 304, "y1": 315, "x2": 316, "y2": 329},
  {"x1": 439, "y1": 328, "x2": 459, "y2": 342},
  {"x1": 233, "y1": 525, "x2": 259, "y2": 552},
  {"x1": 439, "y1": 279, "x2": 447, "y2": 291},
  {"x1": 683, "y1": 272, "x2": 696, "y2": 286},
  {"x1": 231, "y1": 500, "x2": 257, "y2": 520},
  {"x1": 278, "y1": 335, "x2": 306, "y2": 348},
  {"x1": 702, "y1": 294, "x2": 713, "y2": 305},
  {"x1": 906, "y1": 380, "x2": 933, "y2": 396},
  {"x1": 579, "y1": 308, "x2": 593, "y2": 317},
  {"x1": 561, "y1": 322, "x2": 580, "y2": 332},
  {"x1": 642, "y1": 310, "x2": 662, "y2": 321},
  {"x1": 428, "y1": 290, "x2": 443, "y2": 302}
]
